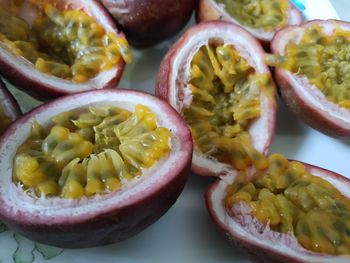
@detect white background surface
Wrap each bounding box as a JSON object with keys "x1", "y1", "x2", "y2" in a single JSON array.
[{"x1": 1, "y1": 1, "x2": 350, "y2": 262}]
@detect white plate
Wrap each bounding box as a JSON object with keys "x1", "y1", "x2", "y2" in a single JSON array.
[{"x1": 1, "y1": 1, "x2": 349, "y2": 262}]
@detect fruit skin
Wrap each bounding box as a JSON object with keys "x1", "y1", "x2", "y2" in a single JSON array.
[
  {"x1": 156, "y1": 21, "x2": 276, "y2": 177},
  {"x1": 205, "y1": 161, "x2": 350, "y2": 263},
  {"x1": 271, "y1": 19, "x2": 350, "y2": 139},
  {"x1": 100, "y1": 0, "x2": 195, "y2": 48},
  {"x1": 0, "y1": 0, "x2": 127, "y2": 97},
  {"x1": 0, "y1": 89, "x2": 193, "y2": 248},
  {"x1": 196, "y1": 0, "x2": 303, "y2": 47},
  {"x1": 0, "y1": 78, "x2": 21, "y2": 124}
]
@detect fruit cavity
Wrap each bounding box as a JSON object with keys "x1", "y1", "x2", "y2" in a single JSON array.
[
  {"x1": 225, "y1": 153, "x2": 350, "y2": 255},
  {"x1": 184, "y1": 41, "x2": 274, "y2": 171},
  {"x1": 267, "y1": 24, "x2": 350, "y2": 109},
  {"x1": 0, "y1": 3, "x2": 131, "y2": 83},
  {"x1": 214, "y1": 0, "x2": 288, "y2": 31},
  {"x1": 13, "y1": 104, "x2": 171, "y2": 199}
]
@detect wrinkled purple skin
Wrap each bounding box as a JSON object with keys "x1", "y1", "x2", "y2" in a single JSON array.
[
  {"x1": 3, "y1": 165, "x2": 190, "y2": 248},
  {"x1": 100, "y1": 0, "x2": 195, "y2": 48}
]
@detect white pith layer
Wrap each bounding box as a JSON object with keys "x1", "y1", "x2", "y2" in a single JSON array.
[{"x1": 0, "y1": 90, "x2": 189, "y2": 224}]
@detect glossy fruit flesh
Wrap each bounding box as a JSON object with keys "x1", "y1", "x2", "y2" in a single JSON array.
[
  {"x1": 184, "y1": 42, "x2": 274, "y2": 171},
  {"x1": 267, "y1": 25, "x2": 350, "y2": 109},
  {"x1": 0, "y1": 3, "x2": 131, "y2": 83},
  {"x1": 214, "y1": 0, "x2": 288, "y2": 31},
  {"x1": 13, "y1": 104, "x2": 171, "y2": 199},
  {"x1": 225, "y1": 153, "x2": 350, "y2": 255},
  {"x1": 0, "y1": 105, "x2": 13, "y2": 133}
]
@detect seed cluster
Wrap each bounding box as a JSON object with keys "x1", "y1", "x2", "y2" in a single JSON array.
[
  {"x1": 215, "y1": 0, "x2": 288, "y2": 31},
  {"x1": 0, "y1": 4, "x2": 131, "y2": 83},
  {"x1": 184, "y1": 43, "x2": 273, "y2": 170},
  {"x1": 13, "y1": 105, "x2": 171, "y2": 199},
  {"x1": 226, "y1": 154, "x2": 350, "y2": 255}
]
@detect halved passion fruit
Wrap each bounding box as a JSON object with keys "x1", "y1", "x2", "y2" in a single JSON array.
[
  {"x1": 0, "y1": 78, "x2": 21, "y2": 133},
  {"x1": 0, "y1": 0, "x2": 131, "y2": 96},
  {"x1": 156, "y1": 21, "x2": 276, "y2": 177},
  {"x1": 0, "y1": 89, "x2": 192, "y2": 248},
  {"x1": 206, "y1": 154, "x2": 350, "y2": 262},
  {"x1": 269, "y1": 20, "x2": 350, "y2": 139},
  {"x1": 196, "y1": 0, "x2": 303, "y2": 46}
]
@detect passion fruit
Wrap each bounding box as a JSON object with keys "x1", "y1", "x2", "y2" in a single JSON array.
[
  {"x1": 206, "y1": 154, "x2": 350, "y2": 262},
  {"x1": 0, "y1": 0, "x2": 131, "y2": 97},
  {"x1": 196, "y1": 0, "x2": 303, "y2": 46},
  {"x1": 0, "y1": 78, "x2": 21, "y2": 133},
  {"x1": 0, "y1": 89, "x2": 192, "y2": 248},
  {"x1": 268, "y1": 20, "x2": 350, "y2": 139},
  {"x1": 99, "y1": 0, "x2": 195, "y2": 48},
  {"x1": 156, "y1": 21, "x2": 277, "y2": 177}
]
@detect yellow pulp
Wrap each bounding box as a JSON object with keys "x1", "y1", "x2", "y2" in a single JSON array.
[
  {"x1": 0, "y1": 3, "x2": 132, "y2": 83},
  {"x1": 0, "y1": 105, "x2": 12, "y2": 133},
  {"x1": 225, "y1": 153, "x2": 350, "y2": 255},
  {"x1": 13, "y1": 104, "x2": 171, "y2": 199},
  {"x1": 184, "y1": 42, "x2": 274, "y2": 171},
  {"x1": 214, "y1": 0, "x2": 288, "y2": 31},
  {"x1": 267, "y1": 25, "x2": 350, "y2": 109}
]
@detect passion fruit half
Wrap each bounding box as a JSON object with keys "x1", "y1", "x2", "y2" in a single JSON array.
[
  {"x1": 0, "y1": 78, "x2": 21, "y2": 133},
  {"x1": 206, "y1": 154, "x2": 350, "y2": 262},
  {"x1": 0, "y1": 0, "x2": 131, "y2": 97},
  {"x1": 0, "y1": 89, "x2": 192, "y2": 248},
  {"x1": 269, "y1": 20, "x2": 350, "y2": 139},
  {"x1": 156, "y1": 21, "x2": 276, "y2": 177},
  {"x1": 196, "y1": 0, "x2": 303, "y2": 46},
  {"x1": 100, "y1": 0, "x2": 195, "y2": 48}
]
